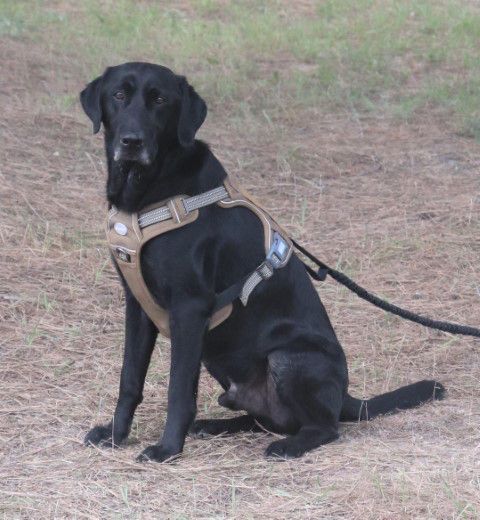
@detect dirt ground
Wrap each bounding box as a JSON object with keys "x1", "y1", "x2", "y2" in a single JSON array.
[{"x1": 1, "y1": 25, "x2": 479, "y2": 520}]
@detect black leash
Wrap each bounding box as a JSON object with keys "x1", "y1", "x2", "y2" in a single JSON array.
[{"x1": 292, "y1": 240, "x2": 480, "y2": 338}]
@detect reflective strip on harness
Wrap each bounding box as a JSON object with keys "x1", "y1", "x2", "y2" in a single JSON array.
[
  {"x1": 238, "y1": 231, "x2": 291, "y2": 305},
  {"x1": 138, "y1": 186, "x2": 229, "y2": 229},
  {"x1": 138, "y1": 206, "x2": 172, "y2": 227},
  {"x1": 183, "y1": 186, "x2": 229, "y2": 213},
  {"x1": 240, "y1": 261, "x2": 274, "y2": 306}
]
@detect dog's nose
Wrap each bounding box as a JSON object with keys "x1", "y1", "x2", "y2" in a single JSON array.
[{"x1": 120, "y1": 133, "x2": 144, "y2": 148}]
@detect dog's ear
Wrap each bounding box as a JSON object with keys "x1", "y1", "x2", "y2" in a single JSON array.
[
  {"x1": 80, "y1": 75, "x2": 103, "y2": 134},
  {"x1": 177, "y1": 77, "x2": 207, "y2": 147}
]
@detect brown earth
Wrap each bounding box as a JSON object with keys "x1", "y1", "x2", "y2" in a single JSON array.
[{"x1": 1, "y1": 29, "x2": 479, "y2": 520}]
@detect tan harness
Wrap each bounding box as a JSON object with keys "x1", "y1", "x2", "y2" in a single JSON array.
[{"x1": 106, "y1": 178, "x2": 293, "y2": 337}]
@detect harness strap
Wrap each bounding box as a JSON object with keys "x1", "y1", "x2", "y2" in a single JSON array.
[
  {"x1": 213, "y1": 275, "x2": 250, "y2": 313},
  {"x1": 212, "y1": 230, "x2": 291, "y2": 311},
  {"x1": 138, "y1": 186, "x2": 229, "y2": 228},
  {"x1": 213, "y1": 260, "x2": 274, "y2": 313},
  {"x1": 240, "y1": 260, "x2": 274, "y2": 305}
]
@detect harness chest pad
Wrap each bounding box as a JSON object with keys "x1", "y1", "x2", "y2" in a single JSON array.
[{"x1": 106, "y1": 178, "x2": 293, "y2": 338}]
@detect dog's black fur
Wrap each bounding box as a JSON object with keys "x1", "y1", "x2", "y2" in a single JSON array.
[{"x1": 81, "y1": 62, "x2": 445, "y2": 462}]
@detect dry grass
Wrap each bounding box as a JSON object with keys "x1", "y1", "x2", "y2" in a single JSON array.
[{"x1": 1, "y1": 3, "x2": 480, "y2": 519}]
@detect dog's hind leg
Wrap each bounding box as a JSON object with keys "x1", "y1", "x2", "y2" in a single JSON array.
[
  {"x1": 265, "y1": 425, "x2": 339, "y2": 459},
  {"x1": 264, "y1": 347, "x2": 344, "y2": 459},
  {"x1": 190, "y1": 415, "x2": 262, "y2": 438}
]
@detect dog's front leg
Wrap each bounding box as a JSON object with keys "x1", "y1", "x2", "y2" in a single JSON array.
[
  {"x1": 85, "y1": 288, "x2": 157, "y2": 447},
  {"x1": 137, "y1": 298, "x2": 207, "y2": 463}
]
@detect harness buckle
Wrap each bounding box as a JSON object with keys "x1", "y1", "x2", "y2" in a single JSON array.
[
  {"x1": 257, "y1": 260, "x2": 274, "y2": 280},
  {"x1": 167, "y1": 197, "x2": 189, "y2": 224}
]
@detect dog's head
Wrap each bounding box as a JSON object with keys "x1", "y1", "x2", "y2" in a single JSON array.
[
  {"x1": 80, "y1": 62, "x2": 206, "y2": 162},
  {"x1": 80, "y1": 62, "x2": 207, "y2": 207}
]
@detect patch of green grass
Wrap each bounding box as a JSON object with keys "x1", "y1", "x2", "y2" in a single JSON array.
[
  {"x1": 0, "y1": 0, "x2": 65, "y2": 37},
  {"x1": 441, "y1": 476, "x2": 479, "y2": 518},
  {"x1": 24, "y1": 325, "x2": 48, "y2": 347},
  {"x1": 62, "y1": 228, "x2": 103, "y2": 250},
  {"x1": 38, "y1": 291, "x2": 56, "y2": 312},
  {"x1": 2, "y1": 0, "x2": 480, "y2": 134},
  {"x1": 48, "y1": 93, "x2": 78, "y2": 111},
  {"x1": 0, "y1": 0, "x2": 32, "y2": 36}
]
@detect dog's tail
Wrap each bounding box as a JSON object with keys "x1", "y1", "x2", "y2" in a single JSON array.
[{"x1": 340, "y1": 380, "x2": 445, "y2": 422}]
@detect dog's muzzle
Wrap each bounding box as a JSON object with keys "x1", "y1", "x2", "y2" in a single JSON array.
[
  {"x1": 114, "y1": 133, "x2": 152, "y2": 165},
  {"x1": 113, "y1": 146, "x2": 151, "y2": 165}
]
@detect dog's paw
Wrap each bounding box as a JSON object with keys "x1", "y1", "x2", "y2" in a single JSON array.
[
  {"x1": 136, "y1": 444, "x2": 180, "y2": 463},
  {"x1": 84, "y1": 424, "x2": 124, "y2": 448},
  {"x1": 265, "y1": 438, "x2": 305, "y2": 460},
  {"x1": 189, "y1": 419, "x2": 224, "y2": 439}
]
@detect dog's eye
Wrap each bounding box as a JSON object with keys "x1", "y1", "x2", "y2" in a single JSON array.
[
  {"x1": 114, "y1": 91, "x2": 125, "y2": 101},
  {"x1": 155, "y1": 96, "x2": 165, "y2": 105}
]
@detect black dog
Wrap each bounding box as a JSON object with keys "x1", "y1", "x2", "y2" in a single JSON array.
[{"x1": 80, "y1": 62, "x2": 444, "y2": 462}]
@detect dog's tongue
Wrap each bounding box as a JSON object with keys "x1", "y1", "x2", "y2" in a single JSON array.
[{"x1": 127, "y1": 166, "x2": 141, "y2": 186}]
